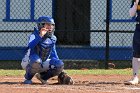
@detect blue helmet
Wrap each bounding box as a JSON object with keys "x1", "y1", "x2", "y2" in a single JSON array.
[{"x1": 37, "y1": 16, "x2": 55, "y2": 29}]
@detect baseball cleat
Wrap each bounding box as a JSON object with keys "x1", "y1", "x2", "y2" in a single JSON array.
[
  {"x1": 124, "y1": 78, "x2": 139, "y2": 85},
  {"x1": 23, "y1": 80, "x2": 32, "y2": 84},
  {"x1": 36, "y1": 73, "x2": 47, "y2": 84}
]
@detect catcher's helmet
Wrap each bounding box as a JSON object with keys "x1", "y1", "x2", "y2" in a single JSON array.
[{"x1": 37, "y1": 16, "x2": 55, "y2": 29}]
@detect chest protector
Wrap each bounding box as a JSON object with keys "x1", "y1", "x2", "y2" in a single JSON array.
[{"x1": 36, "y1": 38, "x2": 55, "y2": 62}]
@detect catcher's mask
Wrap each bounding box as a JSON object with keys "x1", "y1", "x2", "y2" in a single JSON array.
[{"x1": 37, "y1": 16, "x2": 55, "y2": 37}]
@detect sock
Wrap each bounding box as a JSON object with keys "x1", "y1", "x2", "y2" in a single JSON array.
[{"x1": 132, "y1": 57, "x2": 140, "y2": 77}]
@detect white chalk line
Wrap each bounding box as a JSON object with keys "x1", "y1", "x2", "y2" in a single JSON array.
[{"x1": 123, "y1": 87, "x2": 140, "y2": 90}]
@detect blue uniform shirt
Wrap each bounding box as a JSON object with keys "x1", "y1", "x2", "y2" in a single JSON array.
[{"x1": 28, "y1": 27, "x2": 59, "y2": 62}]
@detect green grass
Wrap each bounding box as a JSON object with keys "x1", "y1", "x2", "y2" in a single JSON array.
[
  {"x1": 0, "y1": 70, "x2": 25, "y2": 76},
  {"x1": 65, "y1": 69, "x2": 133, "y2": 75},
  {"x1": 0, "y1": 69, "x2": 133, "y2": 76}
]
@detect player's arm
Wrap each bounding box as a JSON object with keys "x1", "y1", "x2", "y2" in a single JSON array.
[
  {"x1": 50, "y1": 36, "x2": 59, "y2": 59},
  {"x1": 50, "y1": 44, "x2": 59, "y2": 59},
  {"x1": 28, "y1": 28, "x2": 42, "y2": 49},
  {"x1": 129, "y1": 0, "x2": 139, "y2": 17}
]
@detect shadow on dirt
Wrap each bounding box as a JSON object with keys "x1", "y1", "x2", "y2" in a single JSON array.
[
  {"x1": 0, "y1": 82, "x2": 21, "y2": 84},
  {"x1": 91, "y1": 81, "x2": 122, "y2": 85},
  {"x1": 74, "y1": 81, "x2": 122, "y2": 86},
  {"x1": 0, "y1": 81, "x2": 123, "y2": 86}
]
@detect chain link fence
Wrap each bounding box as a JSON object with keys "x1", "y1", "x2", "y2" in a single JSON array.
[{"x1": 0, "y1": 0, "x2": 135, "y2": 69}]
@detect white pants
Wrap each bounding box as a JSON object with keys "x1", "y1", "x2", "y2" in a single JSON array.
[{"x1": 21, "y1": 55, "x2": 50, "y2": 72}]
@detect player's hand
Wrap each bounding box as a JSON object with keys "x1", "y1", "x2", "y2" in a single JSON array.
[
  {"x1": 134, "y1": 0, "x2": 139, "y2": 5},
  {"x1": 40, "y1": 28, "x2": 48, "y2": 37}
]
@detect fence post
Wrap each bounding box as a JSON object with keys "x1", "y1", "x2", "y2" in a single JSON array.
[{"x1": 105, "y1": 0, "x2": 110, "y2": 69}]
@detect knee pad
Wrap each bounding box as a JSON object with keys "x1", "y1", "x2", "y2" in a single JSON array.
[
  {"x1": 21, "y1": 49, "x2": 30, "y2": 69},
  {"x1": 49, "y1": 58, "x2": 64, "y2": 75},
  {"x1": 49, "y1": 58, "x2": 64, "y2": 69},
  {"x1": 24, "y1": 64, "x2": 34, "y2": 80},
  {"x1": 21, "y1": 58, "x2": 29, "y2": 70}
]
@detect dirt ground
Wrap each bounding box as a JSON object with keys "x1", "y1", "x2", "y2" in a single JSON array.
[{"x1": 0, "y1": 75, "x2": 140, "y2": 93}]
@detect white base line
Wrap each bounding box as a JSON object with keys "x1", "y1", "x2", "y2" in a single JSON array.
[{"x1": 123, "y1": 87, "x2": 140, "y2": 90}]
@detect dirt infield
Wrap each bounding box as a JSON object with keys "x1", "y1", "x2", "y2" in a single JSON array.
[{"x1": 0, "y1": 75, "x2": 140, "y2": 93}]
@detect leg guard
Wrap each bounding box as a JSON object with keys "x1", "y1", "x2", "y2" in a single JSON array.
[
  {"x1": 24, "y1": 64, "x2": 35, "y2": 80},
  {"x1": 21, "y1": 49, "x2": 30, "y2": 70},
  {"x1": 24, "y1": 54, "x2": 43, "y2": 80},
  {"x1": 21, "y1": 56, "x2": 29, "y2": 70},
  {"x1": 24, "y1": 62, "x2": 43, "y2": 80},
  {"x1": 39, "y1": 58, "x2": 64, "y2": 80},
  {"x1": 49, "y1": 58, "x2": 64, "y2": 75}
]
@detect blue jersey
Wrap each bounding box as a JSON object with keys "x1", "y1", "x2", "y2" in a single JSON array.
[{"x1": 28, "y1": 27, "x2": 59, "y2": 61}]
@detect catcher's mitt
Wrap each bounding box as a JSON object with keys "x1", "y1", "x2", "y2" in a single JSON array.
[{"x1": 58, "y1": 72, "x2": 74, "y2": 85}]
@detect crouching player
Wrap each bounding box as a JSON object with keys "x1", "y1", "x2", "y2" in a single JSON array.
[{"x1": 21, "y1": 16, "x2": 74, "y2": 85}]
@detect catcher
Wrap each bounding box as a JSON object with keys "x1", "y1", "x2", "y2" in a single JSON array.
[{"x1": 21, "y1": 16, "x2": 74, "y2": 85}]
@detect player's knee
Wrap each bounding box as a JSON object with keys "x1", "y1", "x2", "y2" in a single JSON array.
[
  {"x1": 49, "y1": 58, "x2": 64, "y2": 75},
  {"x1": 49, "y1": 58, "x2": 64, "y2": 69},
  {"x1": 21, "y1": 54, "x2": 30, "y2": 70},
  {"x1": 21, "y1": 59, "x2": 29, "y2": 70}
]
